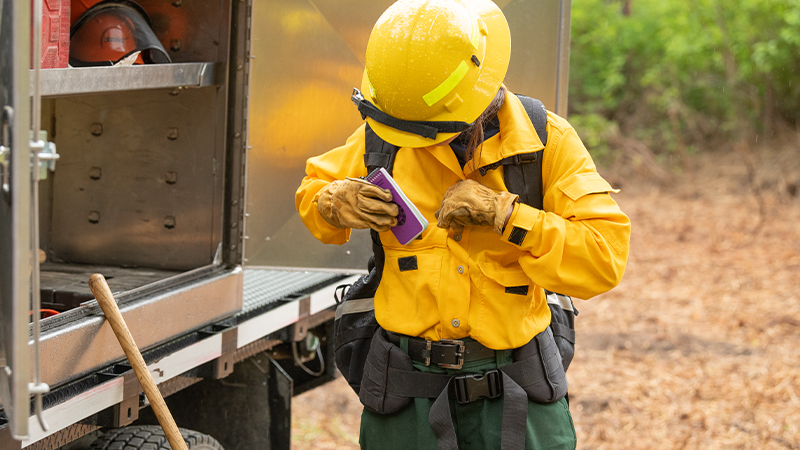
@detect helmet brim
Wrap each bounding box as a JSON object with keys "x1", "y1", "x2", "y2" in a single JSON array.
[
  {"x1": 360, "y1": 0, "x2": 510, "y2": 149},
  {"x1": 70, "y1": 0, "x2": 172, "y2": 67}
]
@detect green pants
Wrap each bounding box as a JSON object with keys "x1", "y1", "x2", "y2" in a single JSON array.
[{"x1": 359, "y1": 338, "x2": 577, "y2": 450}]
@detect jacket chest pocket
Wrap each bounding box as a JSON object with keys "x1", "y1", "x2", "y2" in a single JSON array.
[
  {"x1": 380, "y1": 253, "x2": 443, "y2": 323},
  {"x1": 476, "y1": 260, "x2": 535, "y2": 318}
]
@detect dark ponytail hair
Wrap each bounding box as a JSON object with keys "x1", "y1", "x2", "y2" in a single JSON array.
[{"x1": 464, "y1": 86, "x2": 506, "y2": 173}]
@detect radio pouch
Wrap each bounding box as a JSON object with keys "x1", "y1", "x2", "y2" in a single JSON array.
[
  {"x1": 332, "y1": 254, "x2": 381, "y2": 394},
  {"x1": 545, "y1": 291, "x2": 577, "y2": 371},
  {"x1": 359, "y1": 327, "x2": 415, "y2": 414},
  {"x1": 508, "y1": 327, "x2": 569, "y2": 403}
]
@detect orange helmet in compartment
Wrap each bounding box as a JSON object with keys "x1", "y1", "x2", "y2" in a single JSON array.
[
  {"x1": 71, "y1": 0, "x2": 101, "y2": 25},
  {"x1": 70, "y1": 0, "x2": 171, "y2": 67}
]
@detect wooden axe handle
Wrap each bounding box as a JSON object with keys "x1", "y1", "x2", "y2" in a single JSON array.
[{"x1": 89, "y1": 274, "x2": 188, "y2": 450}]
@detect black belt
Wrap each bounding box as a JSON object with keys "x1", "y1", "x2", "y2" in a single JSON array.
[{"x1": 386, "y1": 332, "x2": 497, "y2": 370}]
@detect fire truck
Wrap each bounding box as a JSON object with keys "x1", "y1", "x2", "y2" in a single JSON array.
[{"x1": 0, "y1": 0, "x2": 572, "y2": 448}]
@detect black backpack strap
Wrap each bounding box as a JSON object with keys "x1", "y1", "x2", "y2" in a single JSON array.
[
  {"x1": 358, "y1": 123, "x2": 402, "y2": 306},
  {"x1": 364, "y1": 122, "x2": 401, "y2": 176},
  {"x1": 496, "y1": 95, "x2": 547, "y2": 210},
  {"x1": 516, "y1": 95, "x2": 548, "y2": 146}
]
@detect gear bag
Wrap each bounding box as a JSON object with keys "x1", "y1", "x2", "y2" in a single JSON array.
[
  {"x1": 332, "y1": 95, "x2": 578, "y2": 394},
  {"x1": 356, "y1": 326, "x2": 568, "y2": 416}
]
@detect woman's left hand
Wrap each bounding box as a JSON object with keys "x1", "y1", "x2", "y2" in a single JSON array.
[{"x1": 435, "y1": 179, "x2": 517, "y2": 235}]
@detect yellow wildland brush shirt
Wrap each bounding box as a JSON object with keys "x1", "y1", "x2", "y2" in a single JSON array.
[{"x1": 296, "y1": 91, "x2": 630, "y2": 350}]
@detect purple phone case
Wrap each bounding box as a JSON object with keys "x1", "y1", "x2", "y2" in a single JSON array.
[{"x1": 365, "y1": 168, "x2": 428, "y2": 245}]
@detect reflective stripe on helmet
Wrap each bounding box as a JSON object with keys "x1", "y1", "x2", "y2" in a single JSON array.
[
  {"x1": 470, "y1": 17, "x2": 480, "y2": 50},
  {"x1": 423, "y1": 61, "x2": 469, "y2": 107}
]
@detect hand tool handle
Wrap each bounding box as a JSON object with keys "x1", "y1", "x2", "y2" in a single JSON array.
[{"x1": 89, "y1": 274, "x2": 188, "y2": 450}]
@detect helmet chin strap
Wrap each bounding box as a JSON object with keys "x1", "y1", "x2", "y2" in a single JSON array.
[{"x1": 351, "y1": 89, "x2": 473, "y2": 140}]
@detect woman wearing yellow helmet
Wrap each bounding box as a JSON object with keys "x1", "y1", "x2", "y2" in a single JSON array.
[{"x1": 296, "y1": 0, "x2": 630, "y2": 448}]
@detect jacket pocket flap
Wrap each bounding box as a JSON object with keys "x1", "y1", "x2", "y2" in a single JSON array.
[
  {"x1": 558, "y1": 172, "x2": 619, "y2": 201},
  {"x1": 477, "y1": 260, "x2": 531, "y2": 287}
]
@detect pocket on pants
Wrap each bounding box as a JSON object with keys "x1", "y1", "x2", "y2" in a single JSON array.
[{"x1": 525, "y1": 398, "x2": 577, "y2": 450}]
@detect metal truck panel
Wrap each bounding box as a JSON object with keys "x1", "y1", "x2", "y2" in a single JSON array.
[
  {"x1": 502, "y1": 0, "x2": 572, "y2": 116},
  {"x1": 18, "y1": 269, "x2": 351, "y2": 447},
  {"x1": 20, "y1": 376, "x2": 125, "y2": 447},
  {"x1": 34, "y1": 63, "x2": 222, "y2": 97},
  {"x1": 37, "y1": 268, "x2": 242, "y2": 389},
  {"x1": 237, "y1": 271, "x2": 358, "y2": 348},
  {"x1": 243, "y1": 0, "x2": 572, "y2": 270},
  {"x1": 50, "y1": 87, "x2": 224, "y2": 271},
  {"x1": 0, "y1": 0, "x2": 33, "y2": 438},
  {"x1": 136, "y1": 0, "x2": 232, "y2": 64}
]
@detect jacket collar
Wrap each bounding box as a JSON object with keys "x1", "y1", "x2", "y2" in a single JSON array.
[
  {"x1": 474, "y1": 89, "x2": 545, "y2": 170},
  {"x1": 417, "y1": 88, "x2": 545, "y2": 179}
]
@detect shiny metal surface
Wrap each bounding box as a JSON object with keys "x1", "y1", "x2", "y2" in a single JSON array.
[
  {"x1": 0, "y1": 0, "x2": 33, "y2": 437},
  {"x1": 556, "y1": 0, "x2": 572, "y2": 116},
  {"x1": 237, "y1": 270, "x2": 359, "y2": 349},
  {"x1": 242, "y1": 269, "x2": 344, "y2": 313},
  {"x1": 244, "y1": 0, "x2": 572, "y2": 270},
  {"x1": 503, "y1": 0, "x2": 570, "y2": 115},
  {"x1": 21, "y1": 375, "x2": 124, "y2": 447},
  {"x1": 50, "y1": 87, "x2": 223, "y2": 271},
  {"x1": 137, "y1": 0, "x2": 231, "y2": 64},
  {"x1": 35, "y1": 63, "x2": 222, "y2": 98},
  {"x1": 21, "y1": 269, "x2": 344, "y2": 447},
  {"x1": 222, "y1": 0, "x2": 250, "y2": 267},
  {"x1": 21, "y1": 423, "x2": 100, "y2": 450},
  {"x1": 37, "y1": 268, "x2": 242, "y2": 389},
  {"x1": 244, "y1": 0, "x2": 381, "y2": 270}
]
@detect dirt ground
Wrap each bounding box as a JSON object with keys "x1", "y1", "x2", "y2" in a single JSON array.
[{"x1": 291, "y1": 143, "x2": 800, "y2": 449}]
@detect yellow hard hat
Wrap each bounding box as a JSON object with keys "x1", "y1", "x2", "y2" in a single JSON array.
[{"x1": 352, "y1": 0, "x2": 511, "y2": 148}]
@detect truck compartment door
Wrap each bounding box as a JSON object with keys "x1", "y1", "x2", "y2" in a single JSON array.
[{"x1": 0, "y1": 0, "x2": 33, "y2": 438}]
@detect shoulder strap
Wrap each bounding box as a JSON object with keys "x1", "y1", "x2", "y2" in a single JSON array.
[
  {"x1": 364, "y1": 123, "x2": 401, "y2": 176},
  {"x1": 364, "y1": 97, "x2": 549, "y2": 208},
  {"x1": 359, "y1": 123, "x2": 400, "y2": 297},
  {"x1": 516, "y1": 95, "x2": 548, "y2": 146},
  {"x1": 501, "y1": 95, "x2": 547, "y2": 210}
]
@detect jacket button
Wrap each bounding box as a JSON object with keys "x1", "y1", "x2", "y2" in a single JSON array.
[
  {"x1": 457, "y1": 265, "x2": 464, "y2": 274},
  {"x1": 454, "y1": 234, "x2": 462, "y2": 241},
  {"x1": 452, "y1": 319, "x2": 461, "y2": 328}
]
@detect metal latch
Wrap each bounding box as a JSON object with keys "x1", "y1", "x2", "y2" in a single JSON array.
[
  {"x1": 0, "y1": 144, "x2": 7, "y2": 194},
  {"x1": 0, "y1": 106, "x2": 11, "y2": 194},
  {"x1": 31, "y1": 129, "x2": 59, "y2": 180}
]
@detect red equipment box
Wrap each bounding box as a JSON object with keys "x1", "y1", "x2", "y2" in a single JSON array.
[{"x1": 33, "y1": 0, "x2": 71, "y2": 68}]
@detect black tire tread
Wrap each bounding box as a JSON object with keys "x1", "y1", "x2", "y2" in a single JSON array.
[{"x1": 89, "y1": 425, "x2": 224, "y2": 450}]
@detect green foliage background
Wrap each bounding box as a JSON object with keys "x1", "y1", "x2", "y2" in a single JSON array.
[{"x1": 569, "y1": 0, "x2": 800, "y2": 163}]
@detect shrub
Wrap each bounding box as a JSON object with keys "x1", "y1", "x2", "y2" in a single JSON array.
[{"x1": 569, "y1": 0, "x2": 800, "y2": 162}]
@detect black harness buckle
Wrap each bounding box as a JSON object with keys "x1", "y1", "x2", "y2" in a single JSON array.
[{"x1": 453, "y1": 369, "x2": 503, "y2": 404}]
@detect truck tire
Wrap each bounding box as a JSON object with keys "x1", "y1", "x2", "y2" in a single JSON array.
[{"x1": 89, "y1": 425, "x2": 224, "y2": 450}]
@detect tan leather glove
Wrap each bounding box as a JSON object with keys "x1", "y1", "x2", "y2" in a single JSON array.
[
  {"x1": 317, "y1": 178, "x2": 399, "y2": 232},
  {"x1": 435, "y1": 179, "x2": 518, "y2": 235}
]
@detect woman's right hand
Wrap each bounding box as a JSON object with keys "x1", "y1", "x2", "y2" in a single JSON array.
[{"x1": 316, "y1": 178, "x2": 399, "y2": 232}]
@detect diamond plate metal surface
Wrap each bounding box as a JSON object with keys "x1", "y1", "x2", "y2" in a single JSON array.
[
  {"x1": 23, "y1": 423, "x2": 100, "y2": 450},
  {"x1": 242, "y1": 269, "x2": 343, "y2": 312}
]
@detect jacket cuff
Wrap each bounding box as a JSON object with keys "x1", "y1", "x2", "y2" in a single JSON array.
[
  {"x1": 500, "y1": 202, "x2": 542, "y2": 247},
  {"x1": 311, "y1": 193, "x2": 352, "y2": 244}
]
